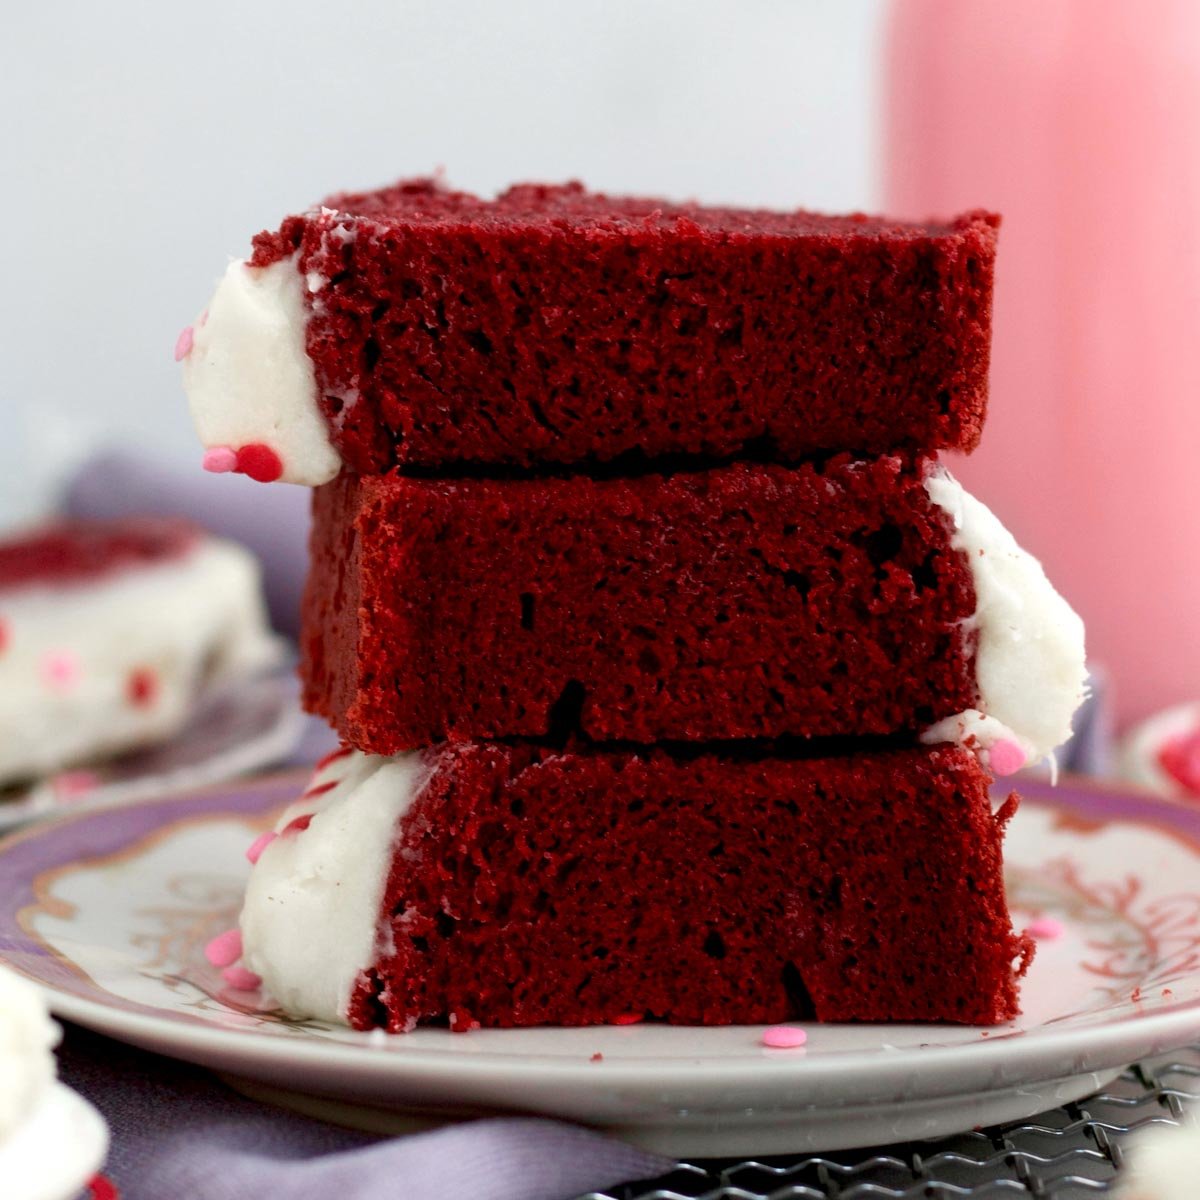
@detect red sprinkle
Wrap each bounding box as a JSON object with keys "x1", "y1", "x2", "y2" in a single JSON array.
[
  {"x1": 235, "y1": 443, "x2": 284, "y2": 483},
  {"x1": 282, "y1": 814, "x2": 313, "y2": 836},
  {"x1": 0, "y1": 618, "x2": 8, "y2": 654},
  {"x1": 88, "y1": 1176, "x2": 121, "y2": 1200},
  {"x1": 1159, "y1": 728, "x2": 1200, "y2": 796},
  {"x1": 127, "y1": 667, "x2": 158, "y2": 708},
  {"x1": 303, "y1": 780, "x2": 338, "y2": 800},
  {"x1": 590, "y1": 1052, "x2": 604, "y2": 1062},
  {"x1": 316, "y1": 745, "x2": 353, "y2": 771},
  {"x1": 610, "y1": 1013, "x2": 644, "y2": 1026}
]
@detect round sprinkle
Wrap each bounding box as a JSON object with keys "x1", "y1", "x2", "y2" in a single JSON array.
[
  {"x1": 221, "y1": 966, "x2": 261, "y2": 991},
  {"x1": 41, "y1": 650, "x2": 80, "y2": 690},
  {"x1": 174, "y1": 326, "x2": 194, "y2": 361},
  {"x1": 52, "y1": 770, "x2": 99, "y2": 800},
  {"x1": 610, "y1": 1013, "x2": 644, "y2": 1026},
  {"x1": 204, "y1": 928, "x2": 243, "y2": 968},
  {"x1": 989, "y1": 738, "x2": 1027, "y2": 777},
  {"x1": 127, "y1": 667, "x2": 158, "y2": 708},
  {"x1": 235, "y1": 443, "x2": 284, "y2": 483},
  {"x1": 246, "y1": 831, "x2": 277, "y2": 865},
  {"x1": 1028, "y1": 916, "x2": 1065, "y2": 940},
  {"x1": 762, "y1": 1025, "x2": 808, "y2": 1049},
  {"x1": 202, "y1": 446, "x2": 238, "y2": 474}
]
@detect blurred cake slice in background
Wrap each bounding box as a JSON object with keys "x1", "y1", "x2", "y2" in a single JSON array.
[{"x1": 0, "y1": 516, "x2": 279, "y2": 787}]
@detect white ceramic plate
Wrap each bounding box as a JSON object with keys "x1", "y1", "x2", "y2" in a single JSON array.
[
  {"x1": 0, "y1": 672, "x2": 305, "y2": 832},
  {"x1": 2, "y1": 771, "x2": 1200, "y2": 1155}
]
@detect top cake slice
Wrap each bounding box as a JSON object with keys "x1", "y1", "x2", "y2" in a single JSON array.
[{"x1": 181, "y1": 179, "x2": 998, "y2": 484}]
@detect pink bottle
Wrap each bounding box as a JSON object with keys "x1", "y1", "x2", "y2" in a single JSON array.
[{"x1": 884, "y1": 0, "x2": 1200, "y2": 727}]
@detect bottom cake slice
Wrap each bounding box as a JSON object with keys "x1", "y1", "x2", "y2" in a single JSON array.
[{"x1": 237, "y1": 742, "x2": 1033, "y2": 1031}]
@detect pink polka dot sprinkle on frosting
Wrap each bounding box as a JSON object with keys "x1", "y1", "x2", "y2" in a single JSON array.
[
  {"x1": 204, "y1": 928, "x2": 244, "y2": 968},
  {"x1": 174, "y1": 326, "x2": 194, "y2": 361},
  {"x1": 1027, "y1": 916, "x2": 1065, "y2": 940},
  {"x1": 202, "y1": 446, "x2": 238, "y2": 474},
  {"x1": 246, "y1": 831, "x2": 277, "y2": 865},
  {"x1": 761, "y1": 1025, "x2": 808, "y2": 1049},
  {"x1": 988, "y1": 738, "x2": 1027, "y2": 777},
  {"x1": 41, "y1": 650, "x2": 80, "y2": 689},
  {"x1": 52, "y1": 770, "x2": 99, "y2": 800},
  {"x1": 221, "y1": 965, "x2": 262, "y2": 991}
]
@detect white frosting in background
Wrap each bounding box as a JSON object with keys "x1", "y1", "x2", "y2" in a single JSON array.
[
  {"x1": 0, "y1": 537, "x2": 280, "y2": 785},
  {"x1": 920, "y1": 465, "x2": 1088, "y2": 768},
  {"x1": 0, "y1": 964, "x2": 109, "y2": 1200},
  {"x1": 241, "y1": 749, "x2": 432, "y2": 1024},
  {"x1": 0, "y1": 965, "x2": 57, "y2": 1142},
  {"x1": 1119, "y1": 701, "x2": 1200, "y2": 799},
  {"x1": 182, "y1": 253, "x2": 341, "y2": 486},
  {"x1": 1118, "y1": 1120, "x2": 1200, "y2": 1199}
]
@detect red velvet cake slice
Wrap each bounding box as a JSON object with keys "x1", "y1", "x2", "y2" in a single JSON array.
[
  {"x1": 301, "y1": 456, "x2": 1086, "y2": 769},
  {"x1": 180, "y1": 179, "x2": 998, "y2": 482},
  {"x1": 234, "y1": 741, "x2": 1032, "y2": 1029}
]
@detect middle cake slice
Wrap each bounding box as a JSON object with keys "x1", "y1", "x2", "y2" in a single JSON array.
[{"x1": 303, "y1": 454, "x2": 1085, "y2": 760}]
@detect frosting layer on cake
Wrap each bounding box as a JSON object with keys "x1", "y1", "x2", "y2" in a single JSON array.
[
  {"x1": 241, "y1": 749, "x2": 431, "y2": 1022},
  {"x1": 920, "y1": 465, "x2": 1088, "y2": 769}
]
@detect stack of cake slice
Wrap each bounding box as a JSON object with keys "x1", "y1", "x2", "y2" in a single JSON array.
[{"x1": 181, "y1": 181, "x2": 1087, "y2": 1032}]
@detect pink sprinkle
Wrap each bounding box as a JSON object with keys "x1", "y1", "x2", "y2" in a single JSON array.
[
  {"x1": 1028, "y1": 916, "x2": 1065, "y2": 940},
  {"x1": 41, "y1": 650, "x2": 80, "y2": 689},
  {"x1": 761, "y1": 1025, "x2": 808, "y2": 1049},
  {"x1": 199, "y1": 309, "x2": 209, "y2": 327},
  {"x1": 52, "y1": 770, "x2": 99, "y2": 800},
  {"x1": 221, "y1": 966, "x2": 261, "y2": 991},
  {"x1": 174, "y1": 326, "x2": 194, "y2": 361},
  {"x1": 246, "y1": 831, "x2": 277, "y2": 864},
  {"x1": 610, "y1": 1013, "x2": 644, "y2": 1026},
  {"x1": 202, "y1": 446, "x2": 238, "y2": 474},
  {"x1": 204, "y1": 929, "x2": 243, "y2": 968},
  {"x1": 989, "y1": 738, "x2": 1027, "y2": 777}
]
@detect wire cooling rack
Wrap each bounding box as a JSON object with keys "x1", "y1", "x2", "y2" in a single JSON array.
[{"x1": 581, "y1": 1046, "x2": 1200, "y2": 1199}]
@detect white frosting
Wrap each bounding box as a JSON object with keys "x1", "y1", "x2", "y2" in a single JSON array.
[
  {"x1": 920, "y1": 465, "x2": 1087, "y2": 768},
  {"x1": 241, "y1": 749, "x2": 431, "y2": 1023},
  {"x1": 182, "y1": 253, "x2": 341, "y2": 486},
  {"x1": 1119, "y1": 1120, "x2": 1200, "y2": 1199},
  {"x1": 0, "y1": 536, "x2": 279, "y2": 784},
  {"x1": 0, "y1": 966, "x2": 57, "y2": 1142},
  {"x1": 0, "y1": 965, "x2": 108, "y2": 1200}
]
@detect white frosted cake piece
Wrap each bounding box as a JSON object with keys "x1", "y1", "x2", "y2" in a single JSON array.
[
  {"x1": 0, "y1": 964, "x2": 108, "y2": 1199},
  {"x1": 0, "y1": 516, "x2": 279, "y2": 785}
]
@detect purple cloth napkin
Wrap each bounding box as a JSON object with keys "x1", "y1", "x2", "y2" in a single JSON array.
[{"x1": 59, "y1": 1026, "x2": 670, "y2": 1200}]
